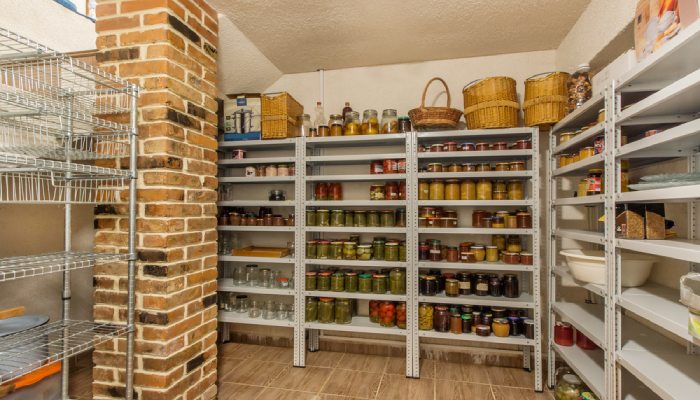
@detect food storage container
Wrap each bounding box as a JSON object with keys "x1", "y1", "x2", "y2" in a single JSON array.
[
  {"x1": 318, "y1": 298, "x2": 335, "y2": 323},
  {"x1": 379, "y1": 301, "x2": 396, "y2": 327},
  {"x1": 344, "y1": 111, "x2": 361, "y2": 135},
  {"x1": 362, "y1": 109, "x2": 379, "y2": 134},
  {"x1": 381, "y1": 109, "x2": 398, "y2": 133},
  {"x1": 560, "y1": 249, "x2": 656, "y2": 286},
  {"x1": 419, "y1": 303, "x2": 434, "y2": 330},
  {"x1": 554, "y1": 321, "x2": 574, "y2": 346}
]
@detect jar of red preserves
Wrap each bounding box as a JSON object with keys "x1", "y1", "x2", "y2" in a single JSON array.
[
  {"x1": 433, "y1": 305, "x2": 450, "y2": 332},
  {"x1": 446, "y1": 247, "x2": 459, "y2": 263},
  {"x1": 329, "y1": 182, "x2": 343, "y2": 201},
  {"x1": 315, "y1": 182, "x2": 328, "y2": 201},
  {"x1": 383, "y1": 159, "x2": 397, "y2": 174},
  {"x1": 397, "y1": 159, "x2": 406, "y2": 173},
  {"x1": 369, "y1": 300, "x2": 381, "y2": 323},
  {"x1": 398, "y1": 181, "x2": 406, "y2": 200},
  {"x1": 385, "y1": 181, "x2": 399, "y2": 200},
  {"x1": 379, "y1": 301, "x2": 396, "y2": 327},
  {"x1": 554, "y1": 322, "x2": 574, "y2": 346},
  {"x1": 370, "y1": 160, "x2": 384, "y2": 174}
]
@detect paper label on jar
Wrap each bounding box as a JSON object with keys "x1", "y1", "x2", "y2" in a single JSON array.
[
  {"x1": 459, "y1": 282, "x2": 470, "y2": 290},
  {"x1": 476, "y1": 283, "x2": 488, "y2": 291},
  {"x1": 429, "y1": 250, "x2": 441, "y2": 254}
]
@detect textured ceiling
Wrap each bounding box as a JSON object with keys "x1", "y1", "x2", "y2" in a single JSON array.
[{"x1": 210, "y1": 0, "x2": 591, "y2": 73}]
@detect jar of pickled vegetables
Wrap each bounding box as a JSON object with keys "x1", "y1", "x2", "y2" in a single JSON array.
[
  {"x1": 372, "y1": 274, "x2": 387, "y2": 294},
  {"x1": 362, "y1": 109, "x2": 379, "y2": 134},
  {"x1": 343, "y1": 241, "x2": 357, "y2": 260},
  {"x1": 385, "y1": 241, "x2": 400, "y2": 262},
  {"x1": 359, "y1": 273, "x2": 373, "y2": 293},
  {"x1": 370, "y1": 184, "x2": 385, "y2": 200},
  {"x1": 317, "y1": 209, "x2": 330, "y2": 227},
  {"x1": 389, "y1": 268, "x2": 406, "y2": 294},
  {"x1": 344, "y1": 111, "x2": 361, "y2": 135},
  {"x1": 306, "y1": 241, "x2": 317, "y2": 259},
  {"x1": 317, "y1": 271, "x2": 331, "y2": 291},
  {"x1": 317, "y1": 240, "x2": 330, "y2": 259},
  {"x1": 419, "y1": 303, "x2": 434, "y2": 330},
  {"x1": 306, "y1": 209, "x2": 317, "y2": 226},
  {"x1": 331, "y1": 272, "x2": 345, "y2": 292},
  {"x1": 329, "y1": 241, "x2": 343, "y2": 260},
  {"x1": 318, "y1": 298, "x2": 335, "y2": 323},
  {"x1": 381, "y1": 109, "x2": 398, "y2": 133},
  {"x1": 507, "y1": 180, "x2": 524, "y2": 200},
  {"x1": 396, "y1": 208, "x2": 406, "y2": 227},
  {"x1": 369, "y1": 300, "x2": 381, "y2": 323},
  {"x1": 305, "y1": 271, "x2": 317, "y2": 290},
  {"x1": 445, "y1": 179, "x2": 460, "y2": 200},
  {"x1": 357, "y1": 243, "x2": 373, "y2": 260},
  {"x1": 331, "y1": 209, "x2": 345, "y2": 227},
  {"x1": 418, "y1": 181, "x2": 430, "y2": 200},
  {"x1": 379, "y1": 301, "x2": 396, "y2": 327},
  {"x1": 399, "y1": 241, "x2": 406, "y2": 262},
  {"x1": 352, "y1": 210, "x2": 366, "y2": 227},
  {"x1": 430, "y1": 180, "x2": 445, "y2": 200},
  {"x1": 367, "y1": 210, "x2": 380, "y2": 227},
  {"x1": 433, "y1": 305, "x2": 450, "y2": 332},
  {"x1": 476, "y1": 179, "x2": 492, "y2": 200},
  {"x1": 335, "y1": 298, "x2": 352, "y2": 324},
  {"x1": 380, "y1": 210, "x2": 395, "y2": 227},
  {"x1": 396, "y1": 302, "x2": 407, "y2": 329},
  {"x1": 345, "y1": 272, "x2": 358, "y2": 292},
  {"x1": 329, "y1": 114, "x2": 344, "y2": 136},
  {"x1": 460, "y1": 180, "x2": 476, "y2": 200},
  {"x1": 305, "y1": 297, "x2": 318, "y2": 322}
]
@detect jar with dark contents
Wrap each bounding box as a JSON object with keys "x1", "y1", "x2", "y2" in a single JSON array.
[
  {"x1": 457, "y1": 272, "x2": 472, "y2": 295},
  {"x1": 509, "y1": 316, "x2": 522, "y2": 336},
  {"x1": 445, "y1": 246, "x2": 459, "y2": 263},
  {"x1": 423, "y1": 275, "x2": 438, "y2": 296},
  {"x1": 385, "y1": 181, "x2": 399, "y2": 200},
  {"x1": 489, "y1": 275, "x2": 503, "y2": 297},
  {"x1": 475, "y1": 324, "x2": 491, "y2": 337},
  {"x1": 461, "y1": 314, "x2": 473, "y2": 333},
  {"x1": 398, "y1": 116, "x2": 411, "y2": 133},
  {"x1": 503, "y1": 274, "x2": 519, "y2": 298},
  {"x1": 433, "y1": 305, "x2": 450, "y2": 332},
  {"x1": 419, "y1": 242, "x2": 429, "y2": 260},
  {"x1": 474, "y1": 273, "x2": 489, "y2": 296}
]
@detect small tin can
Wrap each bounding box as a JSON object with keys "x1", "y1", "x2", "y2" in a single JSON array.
[
  {"x1": 594, "y1": 135, "x2": 605, "y2": 154},
  {"x1": 232, "y1": 149, "x2": 246, "y2": 159}
]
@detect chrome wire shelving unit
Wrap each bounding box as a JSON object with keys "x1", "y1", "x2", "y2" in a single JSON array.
[
  {"x1": 547, "y1": 20, "x2": 700, "y2": 400},
  {"x1": 0, "y1": 28, "x2": 138, "y2": 399}
]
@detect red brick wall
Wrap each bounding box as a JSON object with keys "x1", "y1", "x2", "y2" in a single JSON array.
[{"x1": 93, "y1": 1, "x2": 219, "y2": 399}]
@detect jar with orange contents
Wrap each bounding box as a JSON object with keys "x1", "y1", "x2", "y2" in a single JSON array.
[
  {"x1": 379, "y1": 301, "x2": 396, "y2": 327},
  {"x1": 369, "y1": 300, "x2": 380, "y2": 323},
  {"x1": 445, "y1": 179, "x2": 460, "y2": 200},
  {"x1": 430, "y1": 180, "x2": 445, "y2": 200},
  {"x1": 476, "y1": 179, "x2": 492, "y2": 200}
]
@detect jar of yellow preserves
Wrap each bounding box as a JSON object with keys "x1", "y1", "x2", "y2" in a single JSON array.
[
  {"x1": 460, "y1": 180, "x2": 476, "y2": 200},
  {"x1": 344, "y1": 111, "x2": 361, "y2": 135},
  {"x1": 476, "y1": 179, "x2": 492, "y2": 200},
  {"x1": 445, "y1": 179, "x2": 460, "y2": 200},
  {"x1": 430, "y1": 180, "x2": 445, "y2": 200},
  {"x1": 507, "y1": 180, "x2": 524, "y2": 200}
]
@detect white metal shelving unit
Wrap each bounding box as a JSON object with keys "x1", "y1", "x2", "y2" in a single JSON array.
[
  {"x1": 0, "y1": 28, "x2": 138, "y2": 399},
  {"x1": 413, "y1": 128, "x2": 542, "y2": 390},
  {"x1": 547, "y1": 21, "x2": 700, "y2": 400}
]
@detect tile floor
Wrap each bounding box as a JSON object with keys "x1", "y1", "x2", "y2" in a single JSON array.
[{"x1": 68, "y1": 344, "x2": 554, "y2": 399}]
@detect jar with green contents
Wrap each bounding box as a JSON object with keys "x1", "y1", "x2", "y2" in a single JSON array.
[
  {"x1": 318, "y1": 298, "x2": 335, "y2": 323},
  {"x1": 367, "y1": 210, "x2": 380, "y2": 227},
  {"x1": 372, "y1": 274, "x2": 387, "y2": 294},
  {"x1": 354, "y1": 210, "x2": 367, "y2": 227},
  {"x1": 357, "y1": 243, "x2": 373, "y2": 260},
  {"x1": 396, "y1": 208, "x2": 406, "y2": 227},
  {"x1": 317, "y1": 272, "x2": 331, "y2": 291},
  {"x1": 317, "y1": 240, "x2": 330, "y2": 259},
  {"x1": 331, "y1": 209, "x2": 345, "y2": 227},
  {"x1": 345, "y1": 272, "x2": 358, "y2": 292},
  {"x1": 335, "y1": 298, "x2": 352, "y2": 324},
  {"x1": 380, "y1": 210, "x2": 395, "y2": 227},
  {"x1": 305, "y1": 272, "x2": 317, "y2": 290},
  {"x1": 372, "y1": 239, "x2": 385, "y2": 260},
  {"x1": 385, "y1": 241, "x2": 400, "y2": 261},
  {"x1": 306, "y1": 209, "x2": 317, "y2": 226},
  {"x1": 343, "y1": 241, "x2": 357, "y2": 260},
  {"x1": 331, "y1": 272, "x2": 345, "y2": 292},
  {"x1": 344, "y1": 211, "x2": 354, "y2": 227},
  {"x1": 389, "y1": 268, "x2": 406, "y2": 294},
  {"x1": 317, "y1": 209, "x2": 330, "y2": 226},
  {"x1": 306, "y1": 241, "x2": 317, "y2": 259},
  {"x1": 399, "y1": 241, "x2": 406, "y2": 262},
  {"x1": 330, "y1": 241, "x2": 343, "y2": 260},
  {"x1": 358, "y1": 273, "x2": 373, "y2": 293},
  {"x1": 305, "y1": 297, "x2": 318, "y2": 322}
]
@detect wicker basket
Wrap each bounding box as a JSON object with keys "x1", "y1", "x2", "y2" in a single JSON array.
[
  {"x1": 408, "y1": 77, "x2": 463, "y2": 130},
  {"x1": 262, "y1": 115, "x2": 298, "y2": 139},
  {"x1": 523, "y1": 72, "x2": 570, "y2": 127},
  {"x1": 463, "y1": 77, "x2": 520, "y2": 129},
  {"x1": 261, "y1": 92, "x2": 303, "y2": 139}
]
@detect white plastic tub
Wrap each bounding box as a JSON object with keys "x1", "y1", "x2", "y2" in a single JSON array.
[{"x1": 560, "y1": 249, "x2": 656, "y2": 287}]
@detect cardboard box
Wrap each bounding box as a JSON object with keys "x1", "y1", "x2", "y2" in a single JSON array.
[
  {"x1": 635, "y1": 0, "x2": 699, "y2": 61},
  {"x1": 592, "y1": 50, "x2": 637, "y2": 91},
  {"x1": 223, "y1": 94, "x2": 261, "y2": 134}
]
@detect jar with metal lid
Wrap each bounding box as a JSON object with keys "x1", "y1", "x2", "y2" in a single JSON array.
[
  {"x1": 485, "y1": 245, "x2": 499, "y2": 262},
  {"x1": 579, "y1": 146, "x2": 595, "y2": 159},
  {"x1": 372, "y1": 239, "x2": 385, "y2": 260},
  {"x1": 492, "y1": 234, "x2": 505, "y2": 251},
  {"x1": 509, "y1": 161, "x2": 526, "y2": 171},
  {"x1": 269, "y1": 189, "x2": 285, "y2": 201},
  {"x1": 335, "y1": 298, "x2": 352, "y2": 324},
  {"x1": 460, "y1": 314, "x2": 473, "y2": 333},
  {"x1": 418, "y1": 242, "x2": 429, "y2": 260},
  {"x1": 390, "y1": 268, "x2": 406, "y2": 294},
  {"x1": 449, "y1": 313, "x2": 462, "y2": 334},
  {"x1": 520, "y1": 252, "x2": 533, "y2": 265},
  {"x1": 470, "y1": 245, "x2": 485, "y2": 262},
  {"x1": 493, "y1": 141, "x2": 508, "y2": 150},
  {"x1": 446, "y1": 246, "x2": 459, "y2": 263},
  {"x1": 474, "y1": 274, "x2": 489, "y2": 296},
  {"x1": 318, "y1": 298, "x2": 335, "y2": 323},
  {"x1": 330, "y1": 209, "x2": 344, "y2": 227},
  {"x1": 471, "y1": 210, "x2": 490, "y2": 227},
  {"x1": 379, "y1": 210, "x2": 395, "y2": 227},
  {"x1": 305, "y1": 272, "x2": 318, "y2": 290},
  {"x1": 305, "y1": 209, "x2": 317, "y2": 226},
  {"x1": 350, "y1": 210, "x2": 365, "y2": 227},
  {"x1": 329, "y1": 182, "x2": 343, "y2": 201},
  {"x1": 357, "y1": 243, "x2": 372, "y2": 260},
  {"x1": 369, "y1": 300, "x2": 381, "y2": 323},
  {"x1": 476, "y1": 163, "x2": 492, "y2": 172},
  {"x1": 317, "y1": 271, "x2": 331, "y2": 291},
  {"x1": 342, "y1": 241, "x2": 357, "y2": 260},
  {"x1": 418, "y1": 181, "x2": 430, "y2": 200},
  {"x1": 318, "y1": 125, "x2": 330, "y2": 137},
  {"x1": 317, "y1": 240, "x2": 330, "y2": 259},
  {"x1": 475, "y1": 142, "x2": 490, "y2": 151},
  {"x1": 428, "y1": 240, "x2": 442, "y2": 262},
  {"x1": 385, "y1": 241, "x2": 400, "y2": 261},
  {"x1": 495, "y1": 162, "x2": 510, "y2": 172},
  {"x1": 445, "y1": 179, "x2": 460, "y2": 200},
  {"x1": 395, "y1": 208, "x2": 406, "y2": 227},
  {"x1": 331, "y1": 272, "x2": 345, "y2": 292},
  {"x1": 427, "y1": 163, "x2": 444, "y2": 173},
  {"x1": 516, "y1": 212, "x2": 532, "y2": 228},
  {"x1": 379, "y1": 301, "x2": 396, "y2": 327},
  {"x1": 503, "y1": 251, "x2": 521, "y2": 264},
  {"x1": 475, "y1": 324, "x2": 491, "y2": 336},
  {"x1": 265, "y1": 164, "x2": 278, "y2": 177},
  {"x1": 328, "y1": 114, "x2": 343, "y2": 136},
  {"x1": 492, "y1": 216, "x2": 505, "y2": 229},
  {"x1": 384, "y1": 181, "x2": 399, "y2": 200},
  {"x1": 315, "y1": 182, "x2": 328, "y2": 201},
  {"x1": 476, "y1": 179, "x2": 492, "y2": 200},
  {"x1": 381, "y1": 109, "x2": 398, "y2": 133},
  {"x1": 418, "y1": 303, "x2": 434, "y2": 330},
  {"x1": 456, "y1": 272, "x2": 471, "y2": 295},
  {"x1": 587, "y1": 169, "x2": 603, "y2": 195},
  {"x1": 259, "y1": 268, "x2": 272, "y2": 288},
  {"x1": 445, "y1": 279, "x2": 460, "y2": 297},
  {"x1": 305, "y1": 297, "x2": 318, "y2": 322},
  {"x1": 371, "y1": 274, "x2": 387, "y2": 294},
  {"x1": 306, "y1": 241, "x2": 318, "y2": 259},
  {"x1": 370, "y1": 184, "x2": 385, "y2": 200},
  {"x1": 446, "y1": 163, "x2": 461, "y2": 173},
  {"x1": 361, "y1": 109, "x2": 379, "y2": 134},
  {"x1": 341, "y1": 272, "x2": 357, "y2": 293},
  {"x1": 327, "y1": 241, "x2": 341, "y2": 260},
  {"x1": 462, "y1": 163, "x2": 476, "y2": 172},
  {"x1": 358, "y1": 273, "x2": 372, "y2": 293},
  {"x1": 433, "y1": 305, "x2": 450, "y2": 332},
  {"x1": 507, "y1": 180, "x2": 524, "y2": 200},
  {"x1": 317, "y1": 209, "x2": 330, "y2": 226},
  {"x1": 423, "y1": 275, "x2": 438, "y2": 296},
  {"x1": 344, "y1": 111, "x2": 361, "y2": 135},
  {"x1": 503, "y1": 274, "x2": 519, "y2": 298},
  {"x1": 506, "y1": 236, "x2": 522, "y2": 253},
  {"x1": 429, "y1": 179, "x2": 445, "y2": 200},
  {"x1": 489, "y1": 275, "x2": 503, "y2": 297},
  {"x1": 366, "y1": 210, "x2": 380, "y2": 227},
  {"x1": 493, "y1": 318, "x2": 510, "y2": 337},
  {"x1": 393, "y1": 302, "x2": 406, "y2": 329}
]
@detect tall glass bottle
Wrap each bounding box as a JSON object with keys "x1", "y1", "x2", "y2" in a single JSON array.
[{"x1": 313, "y1": 101, "x2": 325, "y2": 129}]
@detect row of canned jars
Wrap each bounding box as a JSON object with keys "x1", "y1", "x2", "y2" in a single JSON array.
[
  {"x1": 306, "y1": 238, "x2": 406, "y2": 262},
  {"x1": 305, "y1": 297, "x2": 407, "y2": 328},
  {"x1": 418, "y1": 304, "x2": 534, "y2": 338},
  {"x1": 306, "y1": 208, "x2": 407, "y2": 228},
  {"x1": 305, "y1": 268, "x2": 406, "y2": 294},
  {"x1": 422, "y1": 160, "x2": 526, "y2": 173},
  {"x1": 418, "y1": 139, "x2": 532, "y2": 153},
  {"x1": 418, "y1": 237, "x2": 533, "y2": 265},
  {"x1": 419, "y1": 271, "x2": 520, "y2": 298},
  {"x1": 310, "y1": 109, "x2": 410, "y2": 137},
  {"x1": 418, "y1": 179, "x2": 525, "y2": 201}
]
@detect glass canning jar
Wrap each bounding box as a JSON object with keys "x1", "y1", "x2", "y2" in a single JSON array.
[
  {"x1": 507, "y1": 180, "x2": 524, "y2": 200},
  {"x1": 330, "y1": 241, "x2": 344, "y2": 260},
  {"x1": 450, "y1": 313, "x2": 463, "y2": 334},
  {"x1": 353, "y1": 210, "x2": 367, "y2": 227},
  {"x1": 362, "y1": 109, "x2": 379, "y2": 134},
  {"x1": 396, "y1": 302, "x2": 407, "y2": 329},
  {"x1": 329, "y1": 114, "x2": 344, "y2": 136},
  {"x1": 445, "y1": 279, "x2": 460, "y2": 297},
  {"x1": 433, "y1": 305, "x2": 450, "y2": 332},
  {"x1": 380, "y1": 210, "x2": 395, "y2": 227},
  {"x1": 343, "y1": 241, "x2": 357, "y2": 260},
  {"x1": 318, "y1": 298, "x2": 335, "y2": 323},
  {"x1": 305, "y1": 271, "x2": 317, "y2": 290},
  {"x1": 367, "y1": 210, "x2": 380, "y2": 227},
  {"x1": 305, "y1": 209, "x2": 317, "y2": 226},
  {"x1": 460, "y1": 180, "x2": 476, "y2": 200},
  {"x1": 344, "y1": 111, "x2": 361, "y2": 135},
  {"x1": 372, "y1": 274, "x2": 387, "y2": 294},
  {"x1": 476, "y1": 179, "x2": 492, "y2": 200},
  {"x1": 381, "y1": 109, "x2": 398, "y2": 133},
  {"x1": 385, "y1": 241, "x2": 400, "y2": 262},
  {"x1": 345, "y1": 272, "x2": 358, "y2": 292},
  {"x1": 331, "y1": 209, "x2": 345, "y2": 227},
  {"x1": 379, "y1": 301, "x2": 396, "y2": 327},
  {"x1": 335, "y1": 298, "x2": 352, "y2": 324},
  {"x1": 358, "y1": 273, "x2": 373, "y2": 293},
  {"x1": 396, "y1": 208, "x2": 406, "y2": 227},
  {"x1": 317, "y1": 271, "x2": 332, "y2": 291},
  {"x1": 305, "y1": 297, "x2": 318, "y2": 322},
  {"x1": 445, "y1": 179, "x2": 460, "y2": 200},
  {"x1": 369, "y1": 300, "x2": 381, "y2": 323},
  {"x1": 316, "y1": 209, "x2": 330, "y2": 226},
  {"x1": 389, "y1": 268, "x2": 406, "y2": 294},
  {"x1": 331, "y1": 272, "x2": 345, "y2": 292},
  {"x1": 372, "y1": 239, "x2": 385, "y2": 260},
  {"x1": 317, "y1": 240, "x2": 330, "y2": 259},
  {"x1": 430, "y1": 180, "x2": 445, "y2": 200},
  {"x1": 419, "y1": 303, "x2": 434, "y2": 330},
  {"x1": 262, "y1": 300, "x2": 277, "y2": 320}
]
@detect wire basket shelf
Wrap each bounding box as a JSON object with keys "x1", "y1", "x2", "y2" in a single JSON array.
[
  {"x1": 0, "y1": 251, "x2": 128, "y2": 282},
  {"x1": 0, "y1": 320, "x2": 128, "y2": 384}
]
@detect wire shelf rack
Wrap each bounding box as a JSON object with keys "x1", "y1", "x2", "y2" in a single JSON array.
[
  {"x1": 0, "y1": 320, "x2": 128, "y2": 384},
  {"x1": 0, "y1": 252, "x2": 128, "y2": 282}
]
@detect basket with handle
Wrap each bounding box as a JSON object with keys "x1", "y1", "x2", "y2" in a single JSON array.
[
  {"x1": 462, "y1": 77, "x2": 520, "y2": 129},
  {"x1": 408, "y1": 77, "x2": 463, "y2": 130},
  {"x1": 523, "y1": 72, "x2": 570, "y2": 127}
]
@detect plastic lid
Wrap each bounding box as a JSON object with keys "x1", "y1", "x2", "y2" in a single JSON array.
[
  {"x1": 359, "y1": 273, "x2": 372, "y2": 278},
  {"x1": 576, "y1": 63, "x2": 590, "y2": 72},
  {"x1": 562, "y1": 374, "x2": 583, "y2": 385},
  {"x1": 461, "y1": 314, "x2": 472, "y2": 320}
]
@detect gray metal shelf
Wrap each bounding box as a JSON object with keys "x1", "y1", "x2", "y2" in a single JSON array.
[
  {"x1": 0, "y1": 252, "x2": 128, "y2": 282},
  {"x1": 417, "y1": 171, "x2": 533, "y2": 179},
  {"x1": 552, "y1": 122, "x2": 604, "y2": 155},
  {"x1": 551, "y1": 91, "x2": 605, "y2": 134}
]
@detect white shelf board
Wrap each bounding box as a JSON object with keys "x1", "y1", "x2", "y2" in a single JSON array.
[
  {"x1": 303, "y1": 259, "x2": 407, "y2": 268},
  {"x1": 306, "y1": 153, "x2": 405, "y2": 165},
  {"x1": 553, "y1": 265, "x2": 606, "y2": 297},
  {"x1": 552, "y1": 154, "x2": 604, "y2": 177},
  {"x1": 416, "y1": 200, "x2": 532, "y2": 207},
  {"x1": 219, "y1": 176, "x2": 296, "y2": 183},
  {"x1": 619, "y1": 283, "x2": 690, "y2": 342},
  {"x1": 555, "y1": 229, "x2": 605, "y2": 244},
  {"x1": 305, "y1": 316, "x2": 407, "y2": 336},
  {"x1": 616, "y1": 238, "x2": 700, "y2": 264},
  {"x1": 217, "y1": 226, "x2": 295, "y2": 232},
  {"x1": 303, "y1": 291, "x2": 407, "y2": 301},
  {"x1": 552, "y1": 344, "x2": 605, "y2": 400},
  {"x1": 617, "y1": 68, "x2": 700, "y2": 125},
  {"x1": 305, "y1": 174, "x2": 407, "y2": 182},
  {"x1": 417, "y1": 261, "x2": 534, "y2": 272},
  {"x1": 219, "y1": 138, "x2": 296, "y2": 149},
  {"x1": 219, "y1": 255, "x2": 295, "y2": 264},
  {"x1": 218, "y1": 156, "x2": 296, "y2": 166},
  {"x1": 554, "y1": 194, "x2": 604, "y2": 206},
  {"x1": 617, "y1": 118, "x2": 700, "y2": 158},
  {"x1": 418, "y1": 227, "x2": 533, "y2": 235},
  {"x1": 551, "y1": 92, "x2": 605, "y2": 134},
  {"x1": 416, "y1": 128, "x2": 535, "y2": 140},
  {"x1": 616, "y1": 184, "x2": 700, "y2": 203},
  {"x1": 218, "y1": 311, "x2": 294, "y2": 327},
  {"x1": 552, "y1": 302, "x2": 605, "y2": 350},
  {"x1": 418, "y1": 330, "x2": 534, "y2": 346},
  {"x1": 418, "y1": 149, "x2": 532, "y2": 160},
  {"x1": 305, "y1": 200, "x2": 406, "y2": 207},
  {"x1": 305, "y1": 133, "x2": 406, "y2": 147},
  {"x1": 552, "y1": 122, "x2": 604, "y2": 155},
  {"x1": 218, "y1": 200, "x2": 295, "y2": 207},
  {"x1": 218, "y1": 279, "x2": 295, "y2": 296},
  {"x1": 418, "y1": 292, "x2": 534, "y2": 308},
  {"x1": 417, "y1": 171, "x2": 533, "y2": 179},
  {"x1": 305, "y1": 226, "x2": 406, "y2": 234}
]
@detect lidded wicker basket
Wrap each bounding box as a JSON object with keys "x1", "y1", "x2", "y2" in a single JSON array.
[
  {"x1": 463, "y1": 77, "x2": 520, "y2": 129},
  {"x1": 523, "y1": 72, "x2": 570, "y2": 127},
  {"x1": 408, "y1": 77, "x2": 463, "y2": 130}
]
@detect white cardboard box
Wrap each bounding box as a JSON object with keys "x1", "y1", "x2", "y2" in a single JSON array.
[{"x1": 592, "y1": 49, "x2": 637, "y2": 91}]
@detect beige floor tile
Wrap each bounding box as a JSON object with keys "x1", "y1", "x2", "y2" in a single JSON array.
[
  {"x1": 375, "y1": 374, "x2": 435, "y2": 400},
  {"x1": 304, "y1": 350, "x2": 345, "y2": 368},
  {"x1": 219, "y1": 342, "x2": 263, "y2": 359},
  {"x1": 217, "y1": 383, "x2": 266, "y2": 400},
  {"x1": 316, "y1": 395, "x2": 367, "y2": 400},
  {"x1": 320, "y1": 369, "x2": 383, "y2": 399},
  {"x1": 336, "y1": 353, "x2": 389, "y2": 373},
  {"x1": 220, "y1": 359, "x2": 287, "y2": 386},
  {"x1": 486, "y1": 366, "x2": 535, "y2": 389},
  {"x1": 256, "y1": 387, "x2": 319, "y2": 400},
  {"x1": 218, "y1": 357, "x2": 245, "y2": 381},
  {"x1": 435, "y1": 381, "x2": 494, "y2": 400},
  {"x1": 269, "y1": 365, "x2": 334, "y2": 392},
  {"x1": 492, "y1": 386, "x2": 554, "y2": 400},
  {"x1": 252, "y1": 345, "x2": 294, "y2": 364},
  {"x1": 384, "y1": 358, "x2": 435, "y2": 378},
  {"x1": 434, "y1": 361, "x2": 490, "y2": 384}
]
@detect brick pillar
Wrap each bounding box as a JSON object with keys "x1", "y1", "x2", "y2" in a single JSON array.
[{"x1": 92, "y1": 1, "x2": 219, "y2": 399}]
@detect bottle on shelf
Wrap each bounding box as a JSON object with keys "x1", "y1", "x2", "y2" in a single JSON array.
[
  {"x1": 342, "y1": 101, "x2": 352, "y2": 119},
  {"x1": 313, "y1": 101, "x2": 325, "y2": 129}
]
